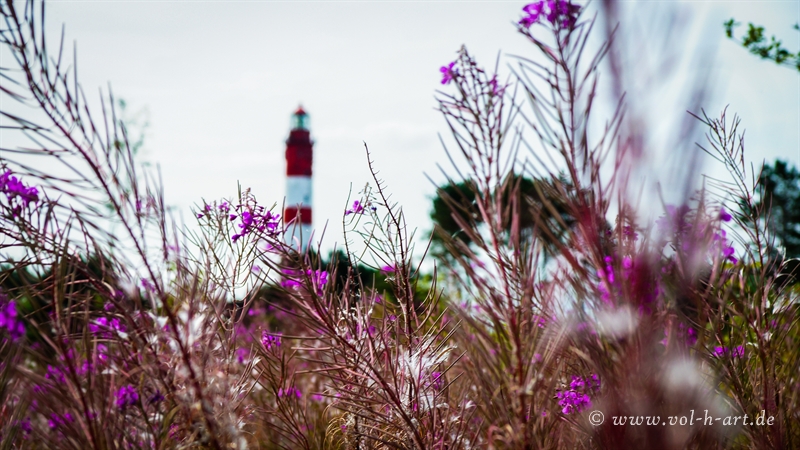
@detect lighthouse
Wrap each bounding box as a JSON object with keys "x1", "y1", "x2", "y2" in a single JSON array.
[{"x1": 284, "y1": 106, "x2": 313, "y2": 251}]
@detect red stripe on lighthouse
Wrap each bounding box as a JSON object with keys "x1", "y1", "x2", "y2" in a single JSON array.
[
  {"x1": 284, "y1": 206, "x2": 312, "y2": 224},
  {"x1": 286, "y1": 129, "x2": 313, "y2": 176}
]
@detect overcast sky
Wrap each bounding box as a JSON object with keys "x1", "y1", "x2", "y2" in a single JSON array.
[{"x1": 3, "y1": 0, "x2": 799, "y2": 259}]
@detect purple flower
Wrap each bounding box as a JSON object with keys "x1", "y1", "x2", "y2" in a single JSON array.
[
  {"x1": 0, "y1": 294, "x2": 24, "y2": 340},
  {"x1": 280, "y1": 269, "x2": 329, "y2": 294},
  {"x1": 519, "y1": 1, "x2": 545, "y2": 28},
  {"x1": 88, "y1": 316, "x2": 125, "y2": 338},
  {"x1": 430, "y1": 371, "x2": 444, "y2": 390},
  {"x1": 345, "y1": 200, "x2": 366, "y2": 215},
  {"x1": 556, "y1": 374, "x2": 599, "y2": 415},
  {"x1": 149, "y1": 390, "x2": 165, "y2": 405},
  {"x1": 78, "y1": 360, "x2": 93, "y2": 376},
  {"x1": 88, "y1": 317, "x2": 108, "y2": 335},
  {"x1": 547, "y1": 0, "x2": 581, "y2": 27},
  {"x1": 261, "y1": 331, "x2": 282, "y2": 350},
  {"x1": 96, "y1": 344, "x2": 109, "y2": 362},
  {"x1": 523, "y1": 1, "x2": 545, "y2": 15},
  {"x1": 0, "y1": 170, "x2": 40, "y2": 218},
  {"x1": 47, "y1": 412, "x2": 74, "y2": 430},
  {"x1": 519, "y1": 15, "x2": 537, "y2": 28},
  {"x1": 278, "y1": 386, "x2": 302, "y2": 398},
  {"x1": 596, "y1": 256, "x2": 618, "y2": 302},
  {"x1": 521, "y1": 0, "x2": 580, "y2": 29},
  {"x1": 45, "y1": 365, "x2": 66, "y2": 383},
  {"x1": 280, "y1": 278, "x2": 301, "y2": 289},
  {"x1": 713, "y1": 345, "x2": 745, "y2": 358},
  {"x1": 115, "y1": 385, "x2": 139, "y2": 409},
  {"x1": 722, "y1": 245, "x2": 737, "y2": 263},
  {"x1": 236, "y1": 347, "x2": 249, "y2": 363},
  {"x1": 569, "y1": 375, "x2": 585, "y2": 390},
  {"x1": 556, "y1": 390, "x2": 591, "y2": 415},
  {"x1": 230, "y1": 201, "x2": 281, "y2": 242},
  {"x1": 545, "y1": 0, "x2": 559, "y2": 22},
  {"x1": 712, "y1": 229, "x2": 738, "y2": 264},
  {"x1": 15, "y1": 418, "x2": 32, "y2": 438},
  {"x1": 141, "y1": 278, "x2": 156, "y2": 293},
  {"x1": 719, "y1": 208, "x2": 732, "y2": 222},
  {"x1": 623, "y1": 225, "x2": 639, "y2": 241},
  {"x1": 489, "y1": 76, "x2": 497, "y2": 92},
  {"x1": 622, "y1": 256, "x2": 633, "y2": 270},
  {"x1": 684, "y1": 325, "x2": 698, "y2": 346},
  {"x1": 440, "y1": 61, "x2": 457, "y2": 85}
]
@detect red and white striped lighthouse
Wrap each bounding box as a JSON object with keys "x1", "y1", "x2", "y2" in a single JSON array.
[{"x1": 284, "y1": 106, "x2": 313, "y2": 251}]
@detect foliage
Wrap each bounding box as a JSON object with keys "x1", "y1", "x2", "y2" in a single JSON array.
[
  {"x1": 429, "y1": 174, "x2": 579, "y2": 262},
  {"x1": 724, "y1": 19, "x2": 800, "y2": 71},
  {"x1": 755, "y1": 159, "x2": 800, "y2": 259}
]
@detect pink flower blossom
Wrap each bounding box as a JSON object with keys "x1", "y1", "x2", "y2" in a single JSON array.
[
  {"x1": 115, "y1": 385, "x2": 139, "y2": 410},
  {"x1": 440, "y1": 61, "x2": 457, "y2": 84},
  {"x1": 345, "y1": 200, "x2": 365, "y2": 215}
]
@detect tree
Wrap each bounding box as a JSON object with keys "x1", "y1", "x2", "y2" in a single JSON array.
[
  {"x1": 756, "y1": 159, "x2": 800, "y2": 259},
  {"x1": 429, "y1": 180, "x2": 481, "y2": 256},
  {"x1": 724, "y1": 19, "x2": 800, "y2": 71},
  {"x1": 722, "y1": 17, "x2": 800, "y2": 282},
  {"x1": 429, "y1": 173, "x2": 582, "y2": 261}
]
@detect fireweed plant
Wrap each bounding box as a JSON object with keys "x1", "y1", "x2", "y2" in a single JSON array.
[{"x1": 0, "y1": 0, "x2": 798, "y2": 449}]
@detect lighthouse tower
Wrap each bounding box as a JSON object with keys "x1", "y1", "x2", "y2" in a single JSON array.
[{"x1": 284, "y1": 106, "x2": 313, "y2": 251}]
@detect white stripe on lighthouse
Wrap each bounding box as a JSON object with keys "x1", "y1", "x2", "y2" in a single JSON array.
[
  {"x1": 287, "y1": 224, "x2": 314, "y2": 250},
  {"x1": 286, "y1": 176, "x2": 312, "y2": 207}
]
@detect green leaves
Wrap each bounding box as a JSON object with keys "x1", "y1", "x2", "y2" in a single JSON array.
[
  {"x1": 756, "y1": 160, "x2": 800, "y2": 259},
  {"x1": 724, "y1": 18, "x2": 800, "y2": 71}
]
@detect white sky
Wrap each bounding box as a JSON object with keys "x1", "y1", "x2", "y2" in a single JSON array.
[{"x1": 2, "y1": 0, "x2": 799, "y2": 260}]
